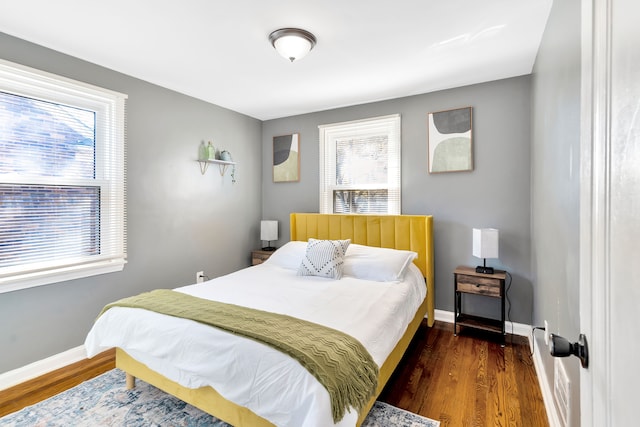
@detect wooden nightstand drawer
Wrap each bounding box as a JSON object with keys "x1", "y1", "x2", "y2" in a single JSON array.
[
  {"x1": 456, "y1": 274, "x2": 501, "y2": 297},
  {"x1": 251, "y1": 250, "x2": 274, "y2": 266}
]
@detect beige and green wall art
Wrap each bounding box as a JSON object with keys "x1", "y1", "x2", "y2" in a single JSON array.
[
  {"x1": 273, "y1": 133, "x2": 300, "y2": 182},
  {"x1": 428, "y1": 107, "x2": 473, "y2": 173}
]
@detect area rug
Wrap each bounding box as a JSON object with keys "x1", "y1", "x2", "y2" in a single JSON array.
[{"x1": 1, "y1": 369, "x2": 439, "y2": 427}]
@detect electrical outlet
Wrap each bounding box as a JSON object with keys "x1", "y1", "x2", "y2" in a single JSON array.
[
  {"x1": 196, "y1": 271, "x2": 204, "y2": 284},
  {"x1": 544, "y1": 320, "x2": 550, "y2": 346}
]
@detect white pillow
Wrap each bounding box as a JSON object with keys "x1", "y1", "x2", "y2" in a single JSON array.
[
  {"x1": 297, "y1": 238, "x2": 351, "y2": 279},
  {"x1": 262, "y1": 240, "x2": 307, "y2": 270},
  {"x1": 343, "y1": 244, "x2": 418, "y2": 282}
]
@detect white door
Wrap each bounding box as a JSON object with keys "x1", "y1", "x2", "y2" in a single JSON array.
[{"x1": 580, "y1": 0, "x2": 640, "y2": 425}]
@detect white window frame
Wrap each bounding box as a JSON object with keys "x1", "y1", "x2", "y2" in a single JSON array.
[
  {"x1": 0, "y1": 59, "x2": 127, "y2": 293},
  {"x1": 319, "y1": 114, "x2": 401, "y2": 214}
]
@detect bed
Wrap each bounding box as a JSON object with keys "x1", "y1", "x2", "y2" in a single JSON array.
[{"x1": 85, "y1": 213, "x2": 434, "y2": 427}]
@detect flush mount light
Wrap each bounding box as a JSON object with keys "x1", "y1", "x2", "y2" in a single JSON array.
[{"x1": 268, "y1": 28, "x2": 317, "y2": 62}]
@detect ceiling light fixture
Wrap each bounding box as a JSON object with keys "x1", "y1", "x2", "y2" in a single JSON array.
[{"x1": 268, "y1": 28, "x2": 317, "y2": 63}]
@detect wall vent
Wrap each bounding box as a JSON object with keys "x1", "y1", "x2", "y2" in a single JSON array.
[{"x1": 554, "y1": 358, "x2": 571, "y2": 427}]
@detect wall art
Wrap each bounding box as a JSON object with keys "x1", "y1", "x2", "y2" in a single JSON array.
[
  {"x1": 428, "y1": 107, "x2": 473, "y2": 173},
  {"x1": 273, "y1": 133, "x2": 300, "y2": 182}
]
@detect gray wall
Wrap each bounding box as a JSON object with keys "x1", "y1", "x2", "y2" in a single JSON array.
[
  {"x1": 0, "y1": 33, "x2": 262, "y2": 373},
  {"x1": 530, "y1": 0, "x2": 582, "y2": 425},
  {"x1": 262, "y1": 76, "x2": 533, "y2": 325}
]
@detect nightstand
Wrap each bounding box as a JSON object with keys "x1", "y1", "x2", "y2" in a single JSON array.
[
  {"x1": 453, "y1": 266, "x2": 507, "y2": 344},
  {"x1": 251, "y1": 249, "x2": 274, "y2": 266}
]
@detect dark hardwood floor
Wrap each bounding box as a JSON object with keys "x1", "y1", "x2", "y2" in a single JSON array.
[
  {"x1": 1, "y1": 321, "x2": 548, "y2": 426},
  {"x1": 0, "y1": 348, "x2": 115, "y2": 418},
  {"x1": 379, "y1": 320, "x2": 549, "y2": 426}
]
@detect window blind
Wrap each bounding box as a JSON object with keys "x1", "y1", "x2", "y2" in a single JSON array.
[
  {"x1": 319, "y1": 114, "x2": 401, "y2": 214},
  {"x1": 0, "y1": 59, "x2": 127, "y2": 293}
]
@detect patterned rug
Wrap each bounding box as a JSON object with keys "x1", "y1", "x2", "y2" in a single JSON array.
[{"x1": 1, "y1": 369, "x2": 439, "y2": 427}]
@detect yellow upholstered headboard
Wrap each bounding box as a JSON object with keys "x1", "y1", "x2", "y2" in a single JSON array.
[{"x1": 290, "y1": 213, "x2": 434, "y2": 326}]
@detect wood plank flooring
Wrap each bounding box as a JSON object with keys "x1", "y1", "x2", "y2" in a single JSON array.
[
  {"x1": 1, "y1": 321, "x2": 548, "y2": 426},
  {"x1": 379, "y1": 320, "x2": 548, "y2": 426},
  {"x1": 0, "y1": 348, "x2": 115, "y2": 418}
]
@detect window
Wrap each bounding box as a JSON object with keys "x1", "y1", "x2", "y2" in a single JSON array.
[
  {"x1": 0, "y1": 59, "x2": 127, "y2": 293},
  {"x1": 319, "y1": 114, "x2": 401, "y2": 214}
]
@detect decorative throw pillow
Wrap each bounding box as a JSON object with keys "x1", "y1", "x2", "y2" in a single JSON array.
[{"x1": 297, "y1": 238, "x2": 351, "y2": 279}]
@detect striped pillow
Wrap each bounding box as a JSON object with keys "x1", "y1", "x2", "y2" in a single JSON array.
[{"x1": 297, "y1": 238, "x2": 351, "y2": 279}]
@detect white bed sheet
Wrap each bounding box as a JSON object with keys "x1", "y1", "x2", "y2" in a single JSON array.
[{"x1": 85, "y1": 262, "x2": 426, "y2": 427}]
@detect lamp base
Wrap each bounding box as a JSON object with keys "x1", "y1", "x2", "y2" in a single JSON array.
[
  {"x1": 261, "y1": 246, "x2": 276, "y2": 251},
  {"x1": 475, "y1": 266, "x2": 494, "y2": 274}
]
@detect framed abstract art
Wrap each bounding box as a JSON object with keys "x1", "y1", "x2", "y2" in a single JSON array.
[
  {"x1": 273, "y1": 133, "x2": 300, "y2": 182},
  {"x1": 427, "y1": 107, "x2": 473, "y2": 173}
]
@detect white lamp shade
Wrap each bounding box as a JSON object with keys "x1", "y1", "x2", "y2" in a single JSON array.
[
  {"x1": 261, "y1": 220, "x2": 278, "y2": 241},
  {"x1": 473, "y1": 228, "x2": 499, "y2": 259}
]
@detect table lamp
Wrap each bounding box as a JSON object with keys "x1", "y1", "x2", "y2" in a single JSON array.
[
  {"x1": 473, "y1": 228, "x2": 499, "y2": 274},
  {"x1": 260, "y1": 220, "x2": 278, "y2": 251}
]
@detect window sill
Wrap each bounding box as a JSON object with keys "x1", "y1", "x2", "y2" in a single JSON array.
[{"x1": 0, "y1": 259, "x2": 126, "y2": 294}]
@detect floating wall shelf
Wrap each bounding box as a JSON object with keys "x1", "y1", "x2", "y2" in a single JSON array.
[{"x1": 197, "y1": 159, "x2": 236, "y2": 176}]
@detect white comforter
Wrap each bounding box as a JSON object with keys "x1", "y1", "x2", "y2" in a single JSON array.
[{"x1": 84, "y1": 262, "x2": 426, "y2": 427}]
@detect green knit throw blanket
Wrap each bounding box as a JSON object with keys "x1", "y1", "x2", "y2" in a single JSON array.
[{"x1": 100, "y1": 289, "x2": 379, "y2": 422}]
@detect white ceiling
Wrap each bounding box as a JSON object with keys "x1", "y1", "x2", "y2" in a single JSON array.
[{"x1": 0, "y1": 0, "x2": 552, "y2": 121}]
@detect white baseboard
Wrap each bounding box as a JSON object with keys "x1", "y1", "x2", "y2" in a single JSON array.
[
  {"x1": 0, "y1": 345, "x2": 87, "y2": 391},
  {"x1": 434, "y1": 308, "x2": 455, "y2": 323},
  {"x1": 434, "y1": 309, "x2": 532, "y2": 337},
  {"x1": 532, "y1": 337, "x2": 562, "y2": 427}
]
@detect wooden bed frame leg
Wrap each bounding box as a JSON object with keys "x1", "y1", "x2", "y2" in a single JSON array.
[{"x1": 126, "y1": 373, "x2": 136, "y2": 389}]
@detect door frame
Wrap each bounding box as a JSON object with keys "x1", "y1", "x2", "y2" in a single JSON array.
[{"x1": 580, "y1": 0, "x2": 612, "y2": 425}]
